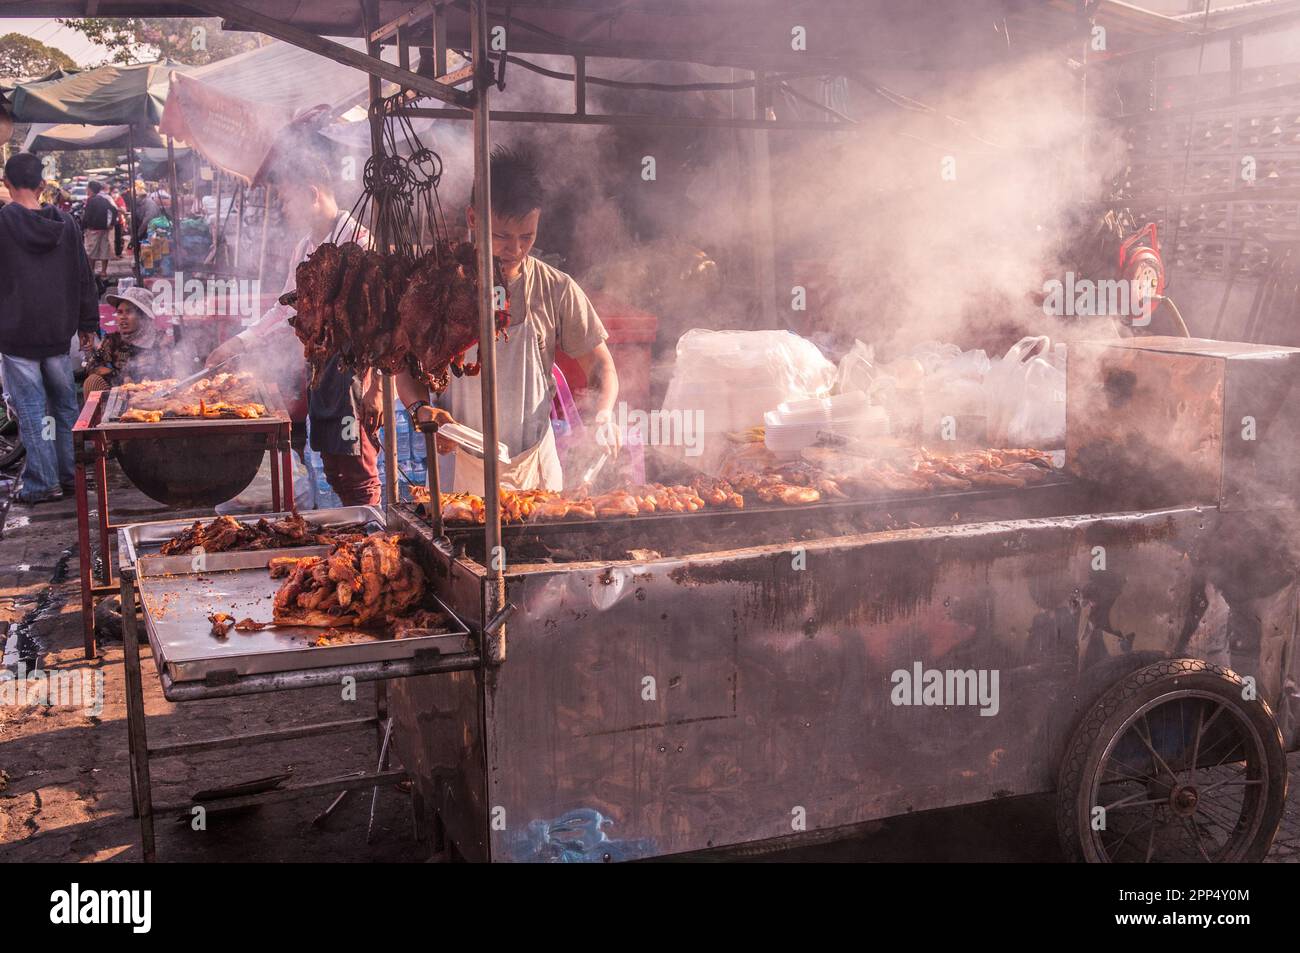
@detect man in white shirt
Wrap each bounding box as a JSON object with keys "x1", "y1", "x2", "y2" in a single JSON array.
[{"x1": 396, "y1": 146, "x2": 620, "y2": 492}]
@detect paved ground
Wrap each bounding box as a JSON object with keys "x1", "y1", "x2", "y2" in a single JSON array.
[{"x1": 1, "y1": 460, "x2": 1297, "y2": 863}]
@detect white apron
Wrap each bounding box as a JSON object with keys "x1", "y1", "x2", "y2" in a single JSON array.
[{"x1": 438, "y1": 267, "x2": 563, "y2": 493}]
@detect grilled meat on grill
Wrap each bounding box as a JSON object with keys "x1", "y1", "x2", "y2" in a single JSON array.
[
  {"x1": 119, "y1": 372, "x2": 268, "y2": 421},
  {"x1": 427, "y1": 446, "x2": 1057, "y2": 526}
]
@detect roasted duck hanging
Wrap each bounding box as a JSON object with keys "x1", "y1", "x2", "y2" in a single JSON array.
[{"x1": 283, "y1": 239, "x2": 509, "y2": 392}]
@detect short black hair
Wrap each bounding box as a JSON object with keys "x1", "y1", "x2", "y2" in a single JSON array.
[
  {"x1": 472, "y1": 145, "x2": 543, "y2": 219},
  {"x1": 267, "y1": 150, "x2": 334, "y2": 196},
  {"x1": 3, "y1": 153, "x2": 43, "y2": 191},
  {"x1": 88, "y1": 181, "x2": 103, "y2": 195}
]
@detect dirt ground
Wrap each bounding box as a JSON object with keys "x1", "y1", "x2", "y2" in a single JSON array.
[
  {"x1": 1, "y1": 461, "x2": 1297, "y2": 863},
  {"x1": 0, "y1": 465, "x2": 423, "y2": 863}
]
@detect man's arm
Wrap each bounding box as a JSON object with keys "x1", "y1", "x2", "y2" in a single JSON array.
[
  {"x1": 572, "y1": 342, "x2": 621, "y2": 452},
  {"x1": 573, "y1": 342, "x2": 619, "y2": 417},
  {"x1": 394, "y1": 369, "x2": 457, "y2": 452}
]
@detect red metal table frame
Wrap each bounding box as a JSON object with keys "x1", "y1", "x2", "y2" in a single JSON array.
[{"x1": 72, "y1": 389, "x2": 294, "y2": 659}]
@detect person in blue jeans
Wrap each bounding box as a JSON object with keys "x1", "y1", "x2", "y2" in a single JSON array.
[{"x1": 0, "y1": 153, "x2": 99, "y2": 504}]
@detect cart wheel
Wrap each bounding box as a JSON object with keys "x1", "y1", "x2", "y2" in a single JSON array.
[{"x1": 1057, "y1": 659, "x2": 1286, "y2": 863}]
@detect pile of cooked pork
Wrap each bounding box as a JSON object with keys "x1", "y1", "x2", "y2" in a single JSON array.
[
  {"x1": 269, "y1": 533, "x2": 426, "y2": 628},
  {"x1": 413, "y1": 447, "x2": 1056, "y2": 525},
  {"x1": 159, "y1": 512, "x2": 367, "y2": 556},
  {"x1": 286, "y1": 240, "x2": 510, "y2": 391}
]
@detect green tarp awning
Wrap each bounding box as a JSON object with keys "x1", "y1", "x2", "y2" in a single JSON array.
[{"x1": 9, "y1": 61, "x2": 184, "y2": 127}]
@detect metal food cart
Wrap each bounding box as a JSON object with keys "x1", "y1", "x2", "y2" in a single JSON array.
[
  {"x1": 31, "y1": 0, "x2": 1297, "y2": 861},
  {"x1": 383, "y1": 336, "x2": 1300, "y2": 862}
]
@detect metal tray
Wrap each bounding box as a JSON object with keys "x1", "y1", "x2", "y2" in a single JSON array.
[
  {"x1": 118, "y1": 506, "x2": 386, "y2": 573},
  {"x1": 133, "y1": 546, "x2": 473, "y2": 683}
]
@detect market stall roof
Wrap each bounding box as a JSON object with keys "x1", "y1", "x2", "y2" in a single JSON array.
[
  {"x1": 1, "y1": 67, "x2": 77, "y2": 102},
  {"x1": 7, "y1": 60, "x2": 185, "y2": 126},
  {"x1": 22, "y1": 121, "x2": 163, "y2": 151},
  {"x1": 184, "y1": 37, "x2": 396, "y2": 116},
  {"x1": 6, "y1": 1, "x2": 1193, "y2": 71}
]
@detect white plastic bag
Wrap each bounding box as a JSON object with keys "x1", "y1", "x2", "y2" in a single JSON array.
[
  {"x1": 661, "y1": 329, "x2": 835, "y2": 433},
  {"x1": 660, "y1": 329, "x2": 835, "y2": 473},
  {"x1": 834, "y1": 339, "x2": 876, "y2": 396},
  {"x1": 986, "y1": 336, "x2": 1065, "y2": 447}
]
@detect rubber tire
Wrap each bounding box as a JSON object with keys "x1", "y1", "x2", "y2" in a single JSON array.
[{"x1": 1057, "y1": 658, "x2": 1287, "y2": 863}]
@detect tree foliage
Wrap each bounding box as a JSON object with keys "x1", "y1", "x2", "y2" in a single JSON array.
[
  {"x1": 58, "y1": 17, "x2": 260, "y2": 67},
  {"x1": 0, "y1": 33, "x2": 78, "y2": 80}
]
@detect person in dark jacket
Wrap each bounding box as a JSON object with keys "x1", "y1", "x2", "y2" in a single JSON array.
[
  {"x1": 0, "y1": 153, "x2": 100, "y2": 504},
  {"x1": 81, "y1": 181, "x2": 117, "y2": 276}
]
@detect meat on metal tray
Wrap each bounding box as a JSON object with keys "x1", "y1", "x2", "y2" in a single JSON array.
[
  {"x1": 132, "y1": 542, "x2": 473, "y2": 683},
  {"x1": 118, "y1": 505, "x2": 386, "y2": 571}
]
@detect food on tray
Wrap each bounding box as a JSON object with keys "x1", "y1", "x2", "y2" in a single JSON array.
[
  {"x1": 159, "y1": 513, "x2": 366, "y2": 556},
  {"x1": 288, "y1": 240, "x2": 510, "y2": 392},
  {"x1": 271, "y1": 533, "x2": 425, "y2": 628},
  {"x1": 117, "y1": 371, "x2": 269, "y2": 421},
  {"x1": 208, "y1": 612, "x2": 235, "y2": 638},
  {"x1": 268, "y1": 556, "x2": 309, "y2": 577},
  {"x1": 422, "y1": 446, "x2": 1056, "y2": 525}
]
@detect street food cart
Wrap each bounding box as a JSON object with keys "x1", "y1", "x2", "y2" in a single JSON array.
[{"x1": 32, "y1": 0, "x2": 1296, "y2": 862}]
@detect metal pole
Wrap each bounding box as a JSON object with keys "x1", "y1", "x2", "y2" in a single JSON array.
[
  {"x1": 748, "y1": 71, "x2": 778, "y2": 328},
  {"x1": 420, "y1": 422, "x2": 443, "y2": 536},
  {"x1": 256, "y1": 186, "x2": 274, "y2": 288},
  {"x1": 166, "y1": 134, "x2": 183, "y2": 273},
  {"x1": 212, "y1": 171, "x2": 223, "y2": 268},
  {"x1": 127, "y1": 125, "x2": 141, "y2": 283},
  {"x1": 472, "y1": 0, "x2": 506, "y2": 664},
  {"x1": 364, "y1": 0, "x2": 401, "y2": 508},
  {"x1": 234, "y1": 182, "x2": 245, "y2": 270}
]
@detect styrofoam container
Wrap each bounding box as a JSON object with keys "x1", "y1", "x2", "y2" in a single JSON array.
[
  {"x1": 776, "y1": 396, "x2": 833, "y2": 426},
  {"x1": 826, "y1": 390, "x2": 870, "y2": 417},
  {"x1": 764, "y1": 409, "x2": 820, "y2": 452}
]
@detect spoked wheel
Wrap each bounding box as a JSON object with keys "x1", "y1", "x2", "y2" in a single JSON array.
[{"x1": 1058, "y1": 659, "x2": 1286, "y2": 863}]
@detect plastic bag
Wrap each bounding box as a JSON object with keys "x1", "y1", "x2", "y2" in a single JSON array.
[
  {"x1": 833, "y1": 339, "x2": 876, "y2": 396},
  {"x1": 659, "y1": 329, "x2": 834, "y2": 474},
  {"x1": 986, "y1": 336, "x2": 1065, "y2": 447},
  {"x1": 661, "y1": 329, "x2": 834, "y2": 432}
]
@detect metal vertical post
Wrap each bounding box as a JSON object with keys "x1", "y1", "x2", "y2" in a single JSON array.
[
  {"x1": 472, "y1": 0, "x2": 506, "y2": 664},
  {"x1": 166, "y1": 134, "x2": 183, "y2": 272},
  {"x1": 121, "y1": 569, "x2": 156, "y2": 861},
  {"x1": 748, "y1": 70, "x2": 778, "y2": 328},
  {"x1": 364, "y1": 0, "x2": 401, "y2": 508},
  {"x1": 433, "y1": 5, "x2": 448, "y2": 77},
  {"x1": 127, "y1": 125, "x2": 141, "y2": 282},
  {"x1": 575, "y1": 55, "x2": 586, "y2": 116}
]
